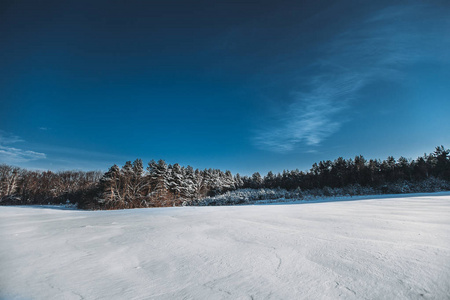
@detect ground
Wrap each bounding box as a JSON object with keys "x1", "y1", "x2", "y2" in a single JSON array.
[{"x1": 1, "y1": 193, "x2": 449, "y2": 299}]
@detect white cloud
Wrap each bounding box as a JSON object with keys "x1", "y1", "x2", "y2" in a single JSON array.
[
  {"x1": 253, "y1": 4, "x2": 450, "y2": 153},
  {"x1": 0, "y1": 130, "x2": 24, "y2": 144},
  {"x1": 0, "y1": 146, "x2": 46, "y2": 163},
  {"x1": 0, "y1": 130, "x2": 46, "y2": 163}
]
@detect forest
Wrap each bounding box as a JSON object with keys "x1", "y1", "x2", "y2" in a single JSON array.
[{"x1": 0, "y1": 146, "x2": 449, "y2": 209}]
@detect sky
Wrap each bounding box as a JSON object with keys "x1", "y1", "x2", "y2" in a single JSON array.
[{"x1": 1, "y1": 0, "x2": 449, "y2": 175}]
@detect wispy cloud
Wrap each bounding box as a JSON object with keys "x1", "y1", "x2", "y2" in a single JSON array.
[
  {"x1": 0, "y1": 131, "x2": 24, "y2": 144},
  {"x1": 0, "y1": 146, "x2": 46, "y2": 163},
  {"x1": 254, "y1": 3, "x2": 450, "y2": 153},
  {"x1": 0, "y1": 130, "x2": 46, "y2": 163}
]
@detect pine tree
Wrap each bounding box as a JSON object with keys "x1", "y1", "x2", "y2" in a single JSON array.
[
  {"x1": 181, "y1": 166, "x2": 197, "y2": 203},
  {"x1": 264, "y1": 171, "x2": 275, "y2": 189},
  {"x1": 148, "y1": 159, "x2": 169, "y2": 205},
  {"x1": 121, "y1": 161, "x2": 133, "y2": 205},
  {"x1": 130, "y1": 159, "x2": 148, "y2": 207},
  {"x1": 234, "y1": 173, "x2": 244, "y2": 189},
  {"x1": 251, "y1": 172, "x2": 263, "y2": 189},
  {"x1": 433, "y1": 146, "x2": 450, "y2": 180},
  {"x1": 222, "y1": 170, "x2": 235, "y2": 191},
  {"x1": 100, "y1": 164, "x2": 121, "y2": 209},
  {"x1": 194, "y1": 169, "x2": 205, "y2": 198},
  {"x1": 168, "y1": 163, "x2": 183, "y2": 205}
]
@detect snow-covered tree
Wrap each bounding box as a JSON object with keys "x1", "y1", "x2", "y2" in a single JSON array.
[
  {"x1": 181, "y1": 165, "x2": 197, "y2": 201},
  {"x1": 100, "y1": 164, "x2": 121, "y2": 209},
  {"x1": 148, "y1": 159, "x2": 170, "y2": 205},
  {"x1": 222, "y1": 170, "x2": 235, "y2": 191},
  {"x1": 251, "y1": 172, "x2": 263, "y2": 189},
  {"x1": 168, "y1": 163, "x2": 183, "y2": 205}
]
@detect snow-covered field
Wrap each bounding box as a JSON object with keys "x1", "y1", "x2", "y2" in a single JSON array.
[{"x1": 1, "y1": 194, "x2": 450, "y2": 300}]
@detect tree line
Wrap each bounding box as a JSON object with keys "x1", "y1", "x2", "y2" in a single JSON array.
[{"x1": 0, "y1": 146, "x2": 449, "y2": 209}]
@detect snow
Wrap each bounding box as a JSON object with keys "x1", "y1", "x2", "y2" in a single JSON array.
[{"x1": 1, "y1": 193, "x2": 450, "y2": 299}]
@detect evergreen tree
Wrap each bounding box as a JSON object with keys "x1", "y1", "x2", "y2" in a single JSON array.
[
  {"x1": 222, "y1": 170, "x2": 235, "y2": 191},
  {"x1": 433, "y1": 146, "x2": 450, "y2": 179},
  {"x1": 251, "y1": 172, "x2": 263, "y2": 189},
  {"x1": 181, "y1": 166, "x2": 197, "y2": 202},
  {"x1": 130, "y1": 159, "x2": 147, "y2": 207},
  {"x1": 168, "y1": 163, "x2": 182, "y2": 198},
  {"x1": 264, "y1": 171, "x2": 275, "y2": 189},
  {"x1": 147, "y1": 159, "x2": 169, "y2": 205},
  {"x1": 100, "y1": 164, "x2": 121, "y2": 209},
  {"x1": 234, "y1": 173, "x2": 244, "y2": 189}
]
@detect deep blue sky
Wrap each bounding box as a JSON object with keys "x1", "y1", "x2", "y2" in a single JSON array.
[{"x1": 1, "y1": 0, "x2": 449, "y2": 175}]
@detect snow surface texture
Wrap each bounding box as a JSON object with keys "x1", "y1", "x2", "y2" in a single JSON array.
[{"x1": 1, "y1": 194, "x2": 450, "y2": 300}]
